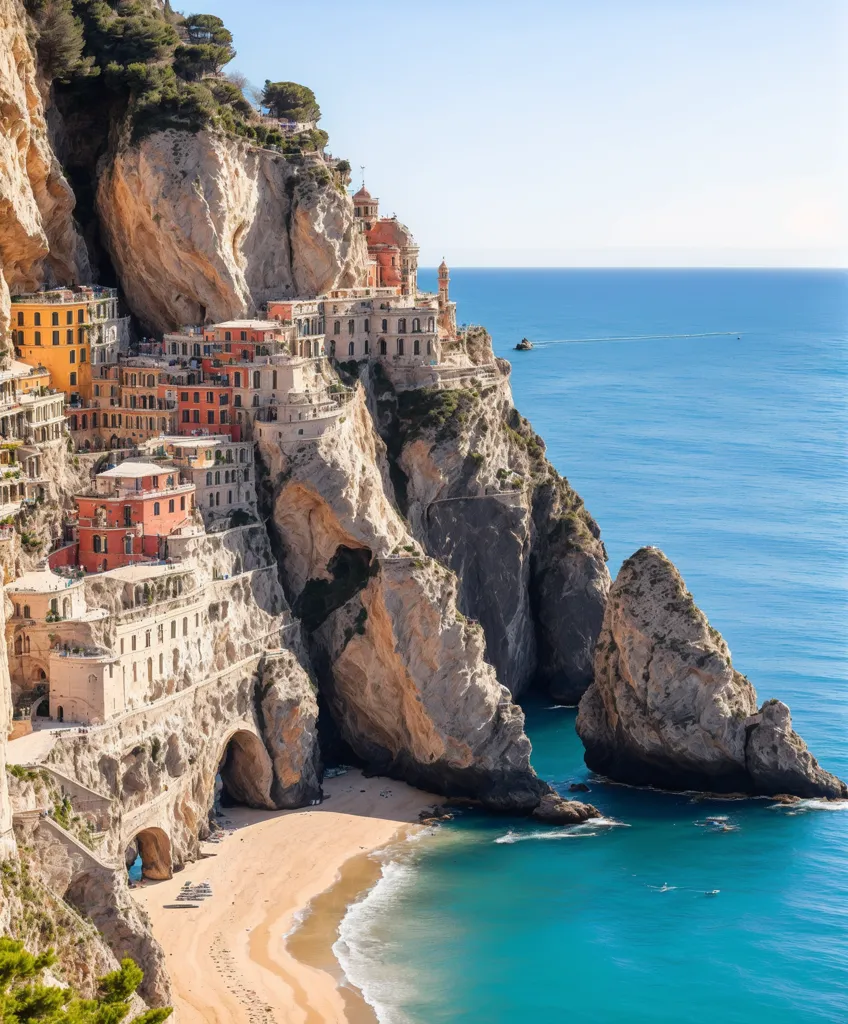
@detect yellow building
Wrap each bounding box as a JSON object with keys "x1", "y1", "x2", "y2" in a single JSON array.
[{"x1": 10, "y1": 287, "x2": 128, "y2": 403}]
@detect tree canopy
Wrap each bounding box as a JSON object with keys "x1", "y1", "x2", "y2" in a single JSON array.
[
  {"x1": 0, "y1": 938, "x2": 172, "y2": 1024},
  {"x1": 261, "y1": 81, "x2": 320, "y2": 122}
]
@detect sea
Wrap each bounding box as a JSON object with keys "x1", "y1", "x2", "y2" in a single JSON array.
[{"x1": 332, "y1": 269, "x2": 848, "y2": 1024}]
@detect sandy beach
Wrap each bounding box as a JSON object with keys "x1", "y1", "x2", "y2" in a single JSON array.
[{"x1": 132, "y1": 770, "x2": 436, "y2": 1024}]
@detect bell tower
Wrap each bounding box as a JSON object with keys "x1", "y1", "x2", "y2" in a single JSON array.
[{"x1": 438, "y1": 258, "x2": 449, "y2": 311}]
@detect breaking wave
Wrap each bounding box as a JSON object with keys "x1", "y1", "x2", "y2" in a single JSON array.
[{"x1": 494, "y1": 818, "x2": 629, "y2": 843}]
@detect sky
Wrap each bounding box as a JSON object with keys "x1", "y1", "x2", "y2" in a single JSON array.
[{"x1": 200, "y1": 0, "x2": 848, "y2": 267}]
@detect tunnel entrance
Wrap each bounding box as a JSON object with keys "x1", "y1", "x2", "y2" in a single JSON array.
[
  {"x1": 126, "y1": 827, "x2": 172, "y2": 881},
  {"x1": 216, "y1": 730, "x2": 274, "y2": 809}
]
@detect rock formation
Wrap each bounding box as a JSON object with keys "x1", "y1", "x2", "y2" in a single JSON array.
[
  {"x1": 361, "y1": 340, "x2": 609, "y2": 702},
  {"x1": 577, "y1": 547, "x2": 847, "y2": 798},
  {"x1": 259, "y1": 388, "x2": 552, "y2": 810},
  {"x1": 96, "y1": 129, "x2": 369, "y2": 331}
]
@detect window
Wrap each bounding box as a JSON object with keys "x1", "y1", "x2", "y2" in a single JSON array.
[
  {"x1": 348, "y1": 341, "x2": 355, "y2": 356},
  {"x1": 220, "y1": 410, "x2": 228, "y2": 424},
  {"x1": 414, "y1": 338, "x2": 420, "y2": 355},
  {"x1": 428, "y1": 317, "x2": 435, "y2": 332},
  {"x1": 397, "y1": 338, "x2": 404, "y2": 355},
  {"x1": 153, "y1": 501, "x2": 160, "y2": 515},
  {"x1": 159, "y1": 653, "x2": 164, "y2": 674},
  {"x1": 52, "y1": 331, "x2": 59, "y2": 345},
  {"x1": 381, "y1": 318, "x2": 388, "y2": 332},
  {"x1": 80, "y1": 348, "x2": 86, "y2": 362},
  {"x1": 240, "y1": 331, "x2": 247, "y2": 341},
  {"x1": 243, "y1": 468, "x2": 250, "y2": 481},
  {"x1": 34, "y1": 313, "x2": 40, "y2": 326},
  {"x1": 272, "y1": 370, "x2": 277, "y2": 389},
  {"x1": 51, "y1": 312, "x2": 59, "y2": 326},
  {"x1": 78, "y1": 308, "x2": 84, "y2": 323},
  {"x1": 69, "y1": 372, "x2": 77, "y2": 385},
  {"x1": 171, "y1": 621, "x2": 177, "y2": 639},
  {"x1": 397, "y1": 318, "x2": 406, "y2": 333},
  {"x1": 145, "y1": 630, "x2": 151, "y2": 648},
  {"x1": 66, "y1": 329, "x2": 73, "y2": 344},
  {"x1": 253, "y1": 370, "x2": 260, "y2": 389},
  {"x1": 214, "y1": 470, "x2": 221, "y2": 485},
  {"x1": 168, "y1": 499, "x2": 175, "y2": 513},
  {"x1": 333, "y1": 320, "x2": 341, "y2": 334},
  {"x1": 23, "y1": 604, "x2": 30, "y2": 619},
  {"x1": 193, "y1": 392, "x2": 200, "y2": 403},
  {"x1": 234, "y1": 372, "x2": 241, "y2": 387},
  {"x1": 364, "y1": 338, "x2": 370, "y2": 355},
  {"x1": 412, "y1": 318, "x2": 421, "y2": 332},
  {"x1": 65, "y1": 310, "x2": 72, "y2": 324},
  {"x1": 131, "y1": 635, "x2": 137, "y2": 651},
  {"x1": 192, "y1": 409, "x2": 200, "y2": 423},
  {"x1": 123, "y1": 536, "x2": 132, "y2": 555},
  {"x1": 347, "y1": 319, "x2": 355, "y2": 335},
  {"x1": 364, "y1": 319, "x2": 370, "y2": 332},
  {"x1": 427, "y1": 339, "x2": 432, "y2": 355},
  {"x1": 206, "y1": 391, "x2": 213, "y2": 403},
  {"x1": 206, "y1": 471, "x2": 212, "y2": 485},
  {"x1": 224, "y1": 331, "x2": 231, "y2": 341},
  {"x1": 207, "y1": 410, "x2": 215, "y2": 424},
  {"x1": 158, "y1": 623, "x2": 164, "y2": 644},
  {"x1": 34, "y1": 331, "x2": 41, "y2": 345},
  {"x1": 16, "y1": 312, "x2": 22, "y2": 326},
  {"x1": 182, "y1": 410, "x2": 190, "y2": 423},
  {"x1": 93, "y1": 535, "x2": 101, "y2": 553},
  {"x1": 379, "y1": 339, "x2": 387, "y2": 355},
  {"x1": 69, "y1": 350, "x2": 76, "y2": 364},
  {"x1": 181, "y1": 391, "x2": 188, "y2": 401},
  {"x1": 182, "y1": 617, "x2": 188, "y2": 636}
]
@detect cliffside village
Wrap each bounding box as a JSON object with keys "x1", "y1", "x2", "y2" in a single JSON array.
[{"x1": 2, "y1": 190, "x2": 478, "y2": 733}]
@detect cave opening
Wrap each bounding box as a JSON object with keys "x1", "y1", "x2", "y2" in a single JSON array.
[
  {"x1": 215, "y1": 730, "x2": 274, "y2": 809},
  {"x1": 125, "y1": 827, "x2": 172, "y2": 882}
]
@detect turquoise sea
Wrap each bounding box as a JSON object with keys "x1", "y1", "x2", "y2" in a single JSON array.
[{"x1": 335, "y1": 269, "x2": 848, "y2": 1023}]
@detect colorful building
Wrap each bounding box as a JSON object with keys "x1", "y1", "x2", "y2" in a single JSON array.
[
  {"x1": 76, "y1": 461, "x2": 194, "y2": 573},
  {"x1": 10, "y1": 287, "x2": 128, "y2": 404},
  {"x1": 352, "y1": 186, "x2": 420, "y2": 295}
]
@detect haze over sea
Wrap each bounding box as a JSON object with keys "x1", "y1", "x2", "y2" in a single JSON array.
[{"x1": 333, "y1": 269, "x2": 848, "y2": 1023}]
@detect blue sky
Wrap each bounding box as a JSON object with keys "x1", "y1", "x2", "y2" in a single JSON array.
[{"x1": 200, "y1": 0, "x2": 847, "y2": 267}]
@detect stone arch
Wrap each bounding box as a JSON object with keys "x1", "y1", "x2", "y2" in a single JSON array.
[
  {"x1": 31, "y1": 695, "x2": 49, "y2": 720},
  {"x1": 217, "y1": 728, "x2": 275, "y2": 809},
  {"x1": 128, "y1": 827, "x2": 172, "y2": 880}
]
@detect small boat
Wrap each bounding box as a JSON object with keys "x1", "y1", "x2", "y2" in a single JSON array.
[
  {"x1": 514, "y1": 337, "x2": 533, "y2": 351},
  {"x1": 705, "y1": 889, "x2": 720, "y2": 896}
]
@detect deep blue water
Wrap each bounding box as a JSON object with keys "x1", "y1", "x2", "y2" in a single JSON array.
[{"x1": 335, "y1": 270, "x2": 848, "y2": 1023}]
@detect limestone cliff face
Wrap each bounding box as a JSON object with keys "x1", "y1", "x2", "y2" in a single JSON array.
[
  {"x1": 96, "y1": 129, "x2": 369, "y2": 331},
  {"x1": 577, "y1": 547, "x2": 847, "y2": 798},
  {"x1": 0, "y1": 0, "x2": 88, "y2": 349},
  {"x1": 363, "y1": 351, "x2": 609, "y2": 702},
  {"x1": 259, "y1": 389, "x2": 547, "y2": 809}
]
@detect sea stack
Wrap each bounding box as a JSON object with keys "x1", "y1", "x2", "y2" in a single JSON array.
[{"x1": 577, "y1": 547, "x2": 847, "y2": 799}]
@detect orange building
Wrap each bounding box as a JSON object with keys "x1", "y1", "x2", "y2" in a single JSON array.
[
  {"x1": 352, "y1": 187, "x2": 419, "y2": 295},
  {"x1": 176, "y1": 381, "x2": 238, "y2": 440},
  {"x1": 76, "y1": 461, "x2": 194, "y2": 573}
]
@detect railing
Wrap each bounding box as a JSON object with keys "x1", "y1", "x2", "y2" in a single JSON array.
[{"x1": 11, "y1": 287, "x2": 117, "y2": 305}]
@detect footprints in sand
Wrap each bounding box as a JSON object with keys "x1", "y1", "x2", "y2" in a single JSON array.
[{"x1": 210, "y1": 933, "x2": 277, "y2": 1024}]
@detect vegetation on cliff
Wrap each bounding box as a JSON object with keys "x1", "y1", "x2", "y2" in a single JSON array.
[
  {"x1": 0, "y1": 939, "x2": 170, "y2": 1023},
  {"x1": 25, "y1": 0, "x2": 323, "y2": 152}
]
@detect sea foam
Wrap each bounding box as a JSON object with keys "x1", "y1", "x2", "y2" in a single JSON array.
[{"x1": 494, "y1": 818, "x2": 629, "y2": 843}]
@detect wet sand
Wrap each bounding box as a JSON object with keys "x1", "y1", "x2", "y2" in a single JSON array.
[{"x1": 132, "y1": 771, "x2": 435, "y2": 1024}]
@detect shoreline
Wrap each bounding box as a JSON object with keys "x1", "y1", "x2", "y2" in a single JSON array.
[{"x1": 131, "y1": 770, "x2": 437, "y2": 1023}]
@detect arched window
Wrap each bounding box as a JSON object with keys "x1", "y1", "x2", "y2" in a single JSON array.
[
  {"x1": 397, "y1": 338, "x2": 404, "y2": 355},
  {"x1": 363, "y1": 319, "x2": 370, "y2": 333},
  {"x1": 147, "y1": 658, "x2": 153, "y2": 683},
  {"x1": 427, "y1": 339, "x2": 432, "y2": 355},
  {"x1": 381, "y1": 319, "x2": 388, "y2": 332},
  {"x1": 182, "y1": 617, "x2": 188, "y2": 636},
  {"x1": 168, "y1": 499, "x2": 175, "y2": 513},
  {"x1": 414, "y1": 338, "x2": 420, "y2": 355},
  {"x1": 93, "y1": 535, "x2": 101, "y2": 553},
  {"x1": 206, "y1": 472, "x2": 212, "y2": 485},
  {"x1": 412, "y1": 318, "x2": 421, "y2": 332},
  {"x1": 347, "y1": 319, "x2": 355, "y2": 335},
  {"x1": 348, "y1": 341, "x2": 355, "y2": 356},
  {"x1": 23, "y1": 605, "x2": 30, "y2": 619},
  {"x1": 333, "y1": 320, "x2": 341, "y2": 334},
  {"x1": 214, "y1": 471, "x2": 221, "y2": 484},
  {"x1": 397, "y1": 318, "x2": 407, "y2": 333},
  {"x1": 253, "y1": 370, "x2": 261, "y2": 389},
  {"x1": 124, "y1": 536, "x2": 132, "y2": 555},
  {"x1": 153, "y1": 501, "x2": 160, "y2": 515},
  {"x1": 428, "y1": 317, "x2": 435, "y2": 332},
  {"x1": 379, "y1": 339, "x2": 387, "y2": 355},
  {"x1": 364, "y1": 338, "x2": 370, "y2": 355},
  {"x1": 234, "y1": 371, "x2": 241, "y2": 387},
  {"x1": 69, "y1": 350, "x2": 76, "y2": 364},
  {"x1": 131, "y1": 374, "x2": 137, "y2": 387}
]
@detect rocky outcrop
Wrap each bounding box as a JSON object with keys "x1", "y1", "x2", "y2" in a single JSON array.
[
  {"x1": 577, "y1": 547, "x2": 847, "y2": 798},
  {"x1": 363, "y1": 350, "x2": 609, "y2": 701},
  {"x1": 532, "y1": 792, "x2": 600, "y2": 824},
  {"x1": 96, "y1": 129, "x2": 369, "y2": 331},
  {"x1": 259, "y1": 388, "x2": 550, "y2": 810},
  {"x1": 0, "y1": 0, "x2": 88, "y2": 350}
]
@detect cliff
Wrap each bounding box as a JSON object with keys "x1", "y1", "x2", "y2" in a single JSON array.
[
  {"x1": 0, "y1": 0, "x2": 89, "y2": 353},
  {"x1": 258, "y1": 389, "x2": 551, "y2": 810},
  {"x1": 362, "y1": 340, "x2": 610, "y2": 703},
  {"x1": 96, "y1": 129, "x2": 369, "y2": 331},
  {"x1": 577, "y1": 547, "x2": 847, "y2": 798}
]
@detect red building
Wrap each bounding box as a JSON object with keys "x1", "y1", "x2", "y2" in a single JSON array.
[
  {"x1": 176, "y1": 381, "x2": 239, "y2": 440},
  {"x1": 76, "y1": 461, "x2": 194, "y2": 573}
]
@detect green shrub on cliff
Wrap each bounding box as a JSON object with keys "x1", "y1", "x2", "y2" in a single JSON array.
[{"x1": 0, "y1": 939, "x2": 172, "y2": 1023}]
